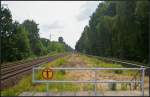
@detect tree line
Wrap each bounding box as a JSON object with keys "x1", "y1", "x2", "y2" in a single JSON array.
[
  {"x1": 1, "y1": 6, "x2": 73, "y2": 63},
  {"x1": 75, "y1": 1, "x2": 149, "y2": 64}
]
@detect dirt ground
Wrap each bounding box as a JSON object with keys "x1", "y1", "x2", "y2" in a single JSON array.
[
  {"x1": 62, "y1": 54, "x2": 149, "y2": 95},
  {"x1": 20, "y1": 54, "x2": 149, "y2": 96}
]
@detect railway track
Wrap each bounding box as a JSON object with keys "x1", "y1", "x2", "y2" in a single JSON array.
[
  {"x1": 1, "y1": 56, "x2": 49, "y2": 76},
  {"x1": 0, "y1": 53, "x2": 67, "y2": 90},
  {"x1": 82, "y1": 53, "x2": 150, "y2": 76},
  {"x1": 1, "y1": 56, "x2": 48, "y2": 69}
]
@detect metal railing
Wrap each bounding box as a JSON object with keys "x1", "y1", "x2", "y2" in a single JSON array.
[{"x1": 32, "y1": 66, "x2": 146, "y2": 96}]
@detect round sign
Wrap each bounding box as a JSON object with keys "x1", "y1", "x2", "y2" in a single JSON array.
[{"x1": 42, "y1": 68, "x2": 53, "y2": 80}]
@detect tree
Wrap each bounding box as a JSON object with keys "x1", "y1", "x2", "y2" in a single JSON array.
[
  {"x1": 40, "y1": 38, "x2": 50, "y2": 54},
  {"x1": 58, "y1": 37, "x2": 64, "y2": 43},
  {"x1": 10, "y1": 22, "x2": 31, "y2": 60},
  {"x1": 1, "y1": 6, "x2": 31, "y2": 62},
  {"x1": 22, "y1": 20, "x2": 44, "y2": 56},
  {"x1": 1, "y1": 6, "x2": 13, "y2": 63},
  {"x1": 1, "y1": 6, "x2": 73, "y2": 63},
  {"x1": 75, "y1": 1, "x2": 149, "y2": 64}
]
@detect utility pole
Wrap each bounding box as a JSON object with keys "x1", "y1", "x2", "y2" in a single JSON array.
[
  {"x1": 49, "y1": 33, "x2": 51, "y2": 41},
  {"x1": 49, "y1": 33, "x2": 54, "y2": 42}
]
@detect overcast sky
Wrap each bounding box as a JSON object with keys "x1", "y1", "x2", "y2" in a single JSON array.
[{"x1": 1, "y1": 1, "x2": 101, "y2": 49}]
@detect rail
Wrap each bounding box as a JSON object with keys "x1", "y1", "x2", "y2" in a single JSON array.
[{"x1": 84, "y1": 53, "x2": 149, "y2": 68}]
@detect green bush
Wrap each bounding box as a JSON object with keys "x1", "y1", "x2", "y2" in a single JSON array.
[
  {"x1": 60, "y1": 70, "x2": 66, "y2": 75},
  {"x1": 109, "y1": 83, "x2": 116, "y2": 91},
  {"x1": 121, "y1": 83, "x2": 128, "y2": 90},
  {"x1": 114, "y1": 70, "x2": 123, "y2": 74}
]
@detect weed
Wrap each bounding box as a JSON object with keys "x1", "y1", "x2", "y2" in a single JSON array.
[
  {"x1": 108, "y1": 83, "x2": 116, "y2": 91},
  {"x1": 1, "y1": 55, "x2": 68, "y2": 96},
  {"x1": 114, "y1": 70, "x2": 123, "y2": 74},
  {"x1": 121, "y1": 83, "x2": 128, "y2": 90},
  {"x1": 1, "y1": 75, "x2": 32, "y2": 96}
]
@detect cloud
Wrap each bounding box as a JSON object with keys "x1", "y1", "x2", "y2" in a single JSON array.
[
  {"x1": 76, "y1": 1, "x2": 100, "y2": 21},
  {"x1": 40, "y1": 21, "x2": 64, "y2": 32},
  {"x1": 2, "y1": 1, "x2": 100, "y2": 49},
  {"x1": 39, "y1": 21, "x2": 64, "y2": 41}
]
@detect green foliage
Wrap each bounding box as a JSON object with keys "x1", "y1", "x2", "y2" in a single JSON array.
[
  {"x1": 1, "y1": 6, "x2": 13, "y2": 63},
  {"x1": 1, "y1": 6, "x2": 72, "y2": 63},
  {"x1": 109, "y1": 83, "x2": 116, "y2": 91},
  {"x1": 48, "y1": 57, "x2": 67, "y2": 67},
  {"x1": 121, "y1": 83, "x2": 128, "y2": 90},
  {"x1": 40, "y1": 38, "x2": 50, "y2": 54},
  {"x1": 80, "y1": 55, "x2": 123, "y2": 68},
  {"x1": 1, "y1": 6, "x2": 31, "y2": 62},
  {"x1": 75, "y1": 1, "x2": 149, "y2": 64},
  {"x1": 22, "y1": 20, "x2": 44, "y2": 56},
  {"x1": 80, "y1": 54, "x2": 139, "y2": 76},
  {"x1": 48, "y1": 41, "x2": 65, "y2": 52},
  {"x1": 1, "y1": 56, "x2": 71, "y2": 96},
  {"x1": 48, "y1": 41, "x2": 72, "y2": 53},
  {"x1": 11, "y1": 23, "x2": 31, "y2": 60},
  {"x1": 1, "y1": 75, "x2": 32, "y2": 96},
  {"x1": 55, "y1": 58, "x2": 66, "y2": 66},
  {"x1": 58, "y1": 36, "x2": 64, "y2": 43},
  {"x1": 114, "y1": 70, "x2": 123, "y2": 74}
]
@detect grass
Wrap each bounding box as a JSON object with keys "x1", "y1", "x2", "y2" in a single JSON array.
[
  {"x1": 109, "y1": 83, "x2": 117, "y2": 91},
  {"x1": 1, "y1": 54, "x2": 143, "y2": 96},
  {"x1": 1, "y1": 54, "x2": 83, "y2": 96},
  {"x1": 32, "y1": 55, "x2": 86, "y2": 92},
  {"x1": 120, "y1": 83, "x2": 128, "y2": 90},
  {"x1": 40, "y1": 57, "x2": 67, "y2": 68},
  {"x1": 80, "y1": 55, "x2": 123, "y2": 68},
  {"x1": 1, "y1": 55, "x2": 68, "y2": 96},
  {"x1": 79, "y1": 54, "x2": 140, "y2": 77},
  {"x1": 47, "y1": 51, "x2": 62, "y2": 57},
  {"x1": 1, "y1": 75, "x2": 33, "y2": 96}
]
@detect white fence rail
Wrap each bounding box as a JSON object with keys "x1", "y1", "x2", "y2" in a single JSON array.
[{"x1": 32, "y1": 67, "x2": 146, "y2": 96}]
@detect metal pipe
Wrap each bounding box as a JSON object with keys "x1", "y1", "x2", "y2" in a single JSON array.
[
  {"x1": 32, "y1": 67, "x2": 35, "y2": 82},
  {"x1": 46, "y1": 83, "x2": 49, "y2": 96},
  {"x1": 34, "y1": 67, "x2": 142, "y2": 70},
  {"x1": 141, "y1": 67, "x2": 145, "y2": 96},
  {"x1": 33, "y1": 80, "x2": 141, "y2": 83},
  {"x1": 94, "y1": 70, "x2": 97, "y2": 96}
]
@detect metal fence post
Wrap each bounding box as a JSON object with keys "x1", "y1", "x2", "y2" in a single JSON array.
[
  {"x1": 46, "y1": 82, "x2": 49, "y2": 96},
  {"x1": 32, "y1": 67, "x2": 35, "y2": 82},
  {"x1": 94, "y1": 70, "x2": 97, "y2": 96},
  {"x1": 141, "y1": 66, "x2": 145, "y2": 96}
]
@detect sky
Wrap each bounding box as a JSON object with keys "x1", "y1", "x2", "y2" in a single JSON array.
[{"x1": 1, "y1": 1, "x2": 101, "y2": 49}]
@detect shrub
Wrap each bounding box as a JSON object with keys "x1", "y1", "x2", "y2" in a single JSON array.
[
  {"x1": 108, "y1": 82, "x2": 116, "y2": 91},
  {"x1": 114, "y1": 70, "x2": 123, "y2": 74},
  {"x1": 121, "y1": 83, "x2": 128, "y2": 90}
]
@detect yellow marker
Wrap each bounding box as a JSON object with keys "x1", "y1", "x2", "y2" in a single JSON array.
[{"x1": 42, "y1": 68, "x2": 53, "y2": 80}]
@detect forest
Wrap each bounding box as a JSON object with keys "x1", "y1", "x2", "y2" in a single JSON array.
[
  {"x1": 75, "y1": 1, "x2": 149, "y2": 65},
  {"x1": 1, "y1": 6, "x2": 73, "y2": 63}
]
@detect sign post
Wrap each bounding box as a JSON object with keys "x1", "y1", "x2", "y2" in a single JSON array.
[
  {"x1": 42, "y1": 68, "x2": 53, "y2": 80},
  {"x1": 42, "y1": 68, "x2": 53, "y2": 96}
]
